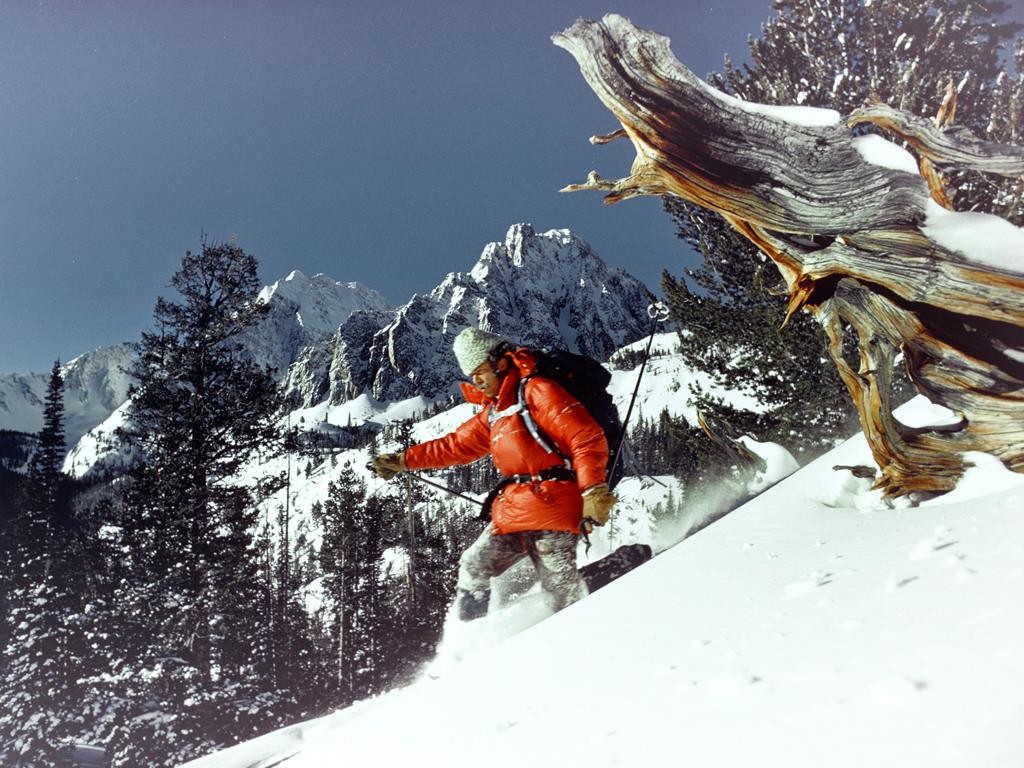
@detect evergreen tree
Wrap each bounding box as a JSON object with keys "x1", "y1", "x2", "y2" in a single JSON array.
[
  {"x1": 0, "y1": 361, "x2": 85, "y2": 767},
  {"x1": 28, "y1": 362, "x2": 67, "y2": 522},
  {"x1": 662, "y1": 210, "x2": 860, "y2": 456},
  {"x1": 313, "y1": 462, "x2": 470, "y2": 704},
  {"x1": 314, "y1": 464, "x2": 392, "y2": 704},
  {"x1": 713, "y1": 0, "x2": 1022, "y2": 222},
  {"x1": 664, "y1": 0, "x2": 1021, "y2": 456},
  {"x1": 983, "y1": 37, "x2": 1024, "y2": 221},
  {"x1": 0, "y1": 431, "x2": 33, "y2": 637},
  {"x1": 0, "y1": 470, "x2": 16, "y2": 661},
  {"x1": 69, "y1": 485, "x2": 137, "y2": 755},
  {"x1": 377, "y1": 490, "x2": 459, "y2": 684},
  {"x1": 109, "y1": 241, "x2": 287, "y2": 766}
]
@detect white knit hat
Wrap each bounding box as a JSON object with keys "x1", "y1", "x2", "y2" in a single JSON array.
[{"x1": 452, "y1": 327, "x2": 507, "y2": 376}]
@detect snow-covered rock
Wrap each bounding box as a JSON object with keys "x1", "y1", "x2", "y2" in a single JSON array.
[
  {"x1": 62, "y1": 400, "x2": 137, "y2": 478},
  {"x1": 286, "y1": 307, "x2": 394, "y2": 407},
  {"x1": 232, "y1": 225, "x2": 656, "y2": 410}
]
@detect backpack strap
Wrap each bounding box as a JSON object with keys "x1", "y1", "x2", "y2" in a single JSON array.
[
  {"x1": 487, "y1": 401, "x2": 523, "y2": 426},
  {"x1": 517, "y1": 375, "x2": 563, "y2": 458}
]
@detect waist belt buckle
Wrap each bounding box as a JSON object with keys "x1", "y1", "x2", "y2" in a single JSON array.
[{"x1": 529, "y1": 473, "x2": 551, "y2": 499}]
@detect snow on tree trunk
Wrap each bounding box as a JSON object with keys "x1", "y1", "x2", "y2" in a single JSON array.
[{"x1": 553, "y1": 14, "x2": 1024, "y2": 498}]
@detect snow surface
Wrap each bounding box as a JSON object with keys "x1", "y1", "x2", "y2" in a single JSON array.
[
  {"x1": 290, "y1": 393, "x2": 434, "y2": 433},
  {"x1": 922, "y1": 199, "x2": 1024, "y2": 275},
  {"x1": 256, "y1": 270, "x2": 390, "y2": 340},
  {"x1": 607, "y1": 333, "x2": 767, "y2": 424},
  {"x1": 731, "y1": 98, "x2": 843, "y2": 128},
  {"x1": 183, "y1": 395, "x2": 1024, "y2": 768},
  {"x1": 62, "y1": 400, "x2": 135, "y2": 476},
  {"x1": 695, "y1": 77, "x2": 841, "y2": 127},
  {"x1": 850, "y1": 133, "x2": 920, "y2": 175}
]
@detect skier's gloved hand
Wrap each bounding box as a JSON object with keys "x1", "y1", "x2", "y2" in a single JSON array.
[
  {"x1": 372, "y1": 452, "x2": 407, "y2": 481},
  {"x1": 581, "y1": 482, "x2": 616, "y2": 526}
]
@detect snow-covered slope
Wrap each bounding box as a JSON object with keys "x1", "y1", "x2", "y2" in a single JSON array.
[
  {"x1": 607, "y1": 332, "x2": 767, "y2": 424},
  {"x1": 182, "y1": 396, "x2": 1024, "y2": 768},
  {"x1": 62, "y1": 401, "x2": 136, "y2": 478}
]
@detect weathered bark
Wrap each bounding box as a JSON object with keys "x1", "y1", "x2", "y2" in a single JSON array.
[{"x1": 553, "y1": 14, "x2": 1024, "y2": 497}]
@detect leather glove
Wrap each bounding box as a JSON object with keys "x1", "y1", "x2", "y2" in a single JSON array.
[
  {"x1": 581, "y1": 482, "x2": 616, "y2": 527},
  {"x1": 372, "y1": 452, "x2": 407, "y2": 481}
]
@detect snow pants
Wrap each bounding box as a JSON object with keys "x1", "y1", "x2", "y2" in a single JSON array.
[{"x1": 456, "y1": 525, "x2": 589, "y2": 616}]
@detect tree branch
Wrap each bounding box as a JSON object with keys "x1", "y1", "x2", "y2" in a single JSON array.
[{"x1": 553, "y1": 13, "x2": 1024, "y2": 497}]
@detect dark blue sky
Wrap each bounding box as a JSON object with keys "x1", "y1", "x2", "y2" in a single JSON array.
[{"x1": 0, "y1": 1, "x2": 829, "y2": 371}]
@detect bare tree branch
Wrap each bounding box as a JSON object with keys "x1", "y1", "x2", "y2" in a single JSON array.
[{"x1": 554, "y1": 14, "x2": 1024, "y2": 497}]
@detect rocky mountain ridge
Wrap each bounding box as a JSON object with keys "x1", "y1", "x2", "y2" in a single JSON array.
[
  {"x1": 2, "y1": 224, "x2": 657, "y2": 467},
  {"x1": 244, "y1": 270, "x2": 392, "y2": 383},
  {"x1": 0, "y1": 344, "x2": 135, "y2": 450},
  {"x1": 289, "y1": 223, "x2": 655, "y2": 405}
]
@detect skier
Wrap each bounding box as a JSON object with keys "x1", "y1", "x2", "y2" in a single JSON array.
[{"x1": 372, "y1": 327, "x2": 617, "y2": 620}]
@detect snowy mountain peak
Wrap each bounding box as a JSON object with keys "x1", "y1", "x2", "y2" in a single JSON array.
[
  {"x1": 2, "y1": 223, "x2": 658, "y2": 473},
  {"x1": 0, "y1": 344, "x2": 135, "y2": 449},
  {"x1": 257, "y1": 270, "x2": 390, "y2": 338},
  {"x1": 257, "y1": 268, "x2": 310, "y2": 303},
  {"x1": 470, "y1": 224, "x2": 590, "y2": 283},
  {"x1": 242, "y1": 271, "x2": 392, "y2": 386},
  {"x1": 359, "y1": 224, "x2": 655, "y2": 403}
]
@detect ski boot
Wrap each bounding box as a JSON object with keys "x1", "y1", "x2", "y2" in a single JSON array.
[{"x1": 457, "y1": 588, "x2": 490, "y2": 621}]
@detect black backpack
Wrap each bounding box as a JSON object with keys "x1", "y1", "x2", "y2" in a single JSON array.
[{"x1": 518, "y1": 348, "x2": 625, "y2": 491}]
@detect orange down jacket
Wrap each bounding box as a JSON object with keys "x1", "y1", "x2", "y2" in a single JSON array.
[{"x1": 404, "y1": 349, "x2": 608, "y2": 535}]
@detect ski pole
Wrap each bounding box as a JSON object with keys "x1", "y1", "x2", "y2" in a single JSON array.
[
  {"x1": 365, "y1": 463, "x2": 484, "y2": 507},
  {"x1": 607, "y1": 301, "x2": 669, "y2": 482}
]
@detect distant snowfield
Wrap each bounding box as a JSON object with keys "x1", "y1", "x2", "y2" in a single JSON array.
[{"x1": 183, "y1": 396, "x2": 1024, "y2": 768}]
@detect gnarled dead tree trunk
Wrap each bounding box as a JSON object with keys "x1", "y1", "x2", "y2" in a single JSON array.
[{"x1": 553, "y1": 14, "x2": 1024, "y2": 498}]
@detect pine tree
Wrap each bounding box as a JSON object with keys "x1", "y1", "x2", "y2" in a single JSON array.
[
  {"x1": 713, "y1": 0, "x2": 1022, "y2": 222},
  {"x1": 378, "y1": 490, "x2": 461, "y2": 683},
  {"x1": 109, "y1": 241, "x2": 287, "y2": 766},
  {"x1": 662, "y1": 208, "x2": 861, "y2": 456},
  {"x1": 314, "y1": 464, "x2": 391, "y2": 704},
  {"x1": 664, "y1": 0, "x2": 1021, "y2": 457},
  {"x1": 28, "y1": 362, "x2": 67, "y2": 523},
  {"x1": 68, "y1": 485, "x2": 137, "y2": 756},
  {"x1": 0, "y1": 361, "x2": 85, "y2": 767},
  {"x1": 981, "y1": 37, "x2": 1024, "y2": 221}
]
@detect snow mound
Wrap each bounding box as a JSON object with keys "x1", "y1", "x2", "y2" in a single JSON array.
[{"x1": 923, "y1": 199, "x2": 1024, "y2": 275}]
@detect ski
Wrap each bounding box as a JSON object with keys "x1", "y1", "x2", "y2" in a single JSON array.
[{"x1": 579, "y1": 543, "x2": 653, "y2": 592}]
